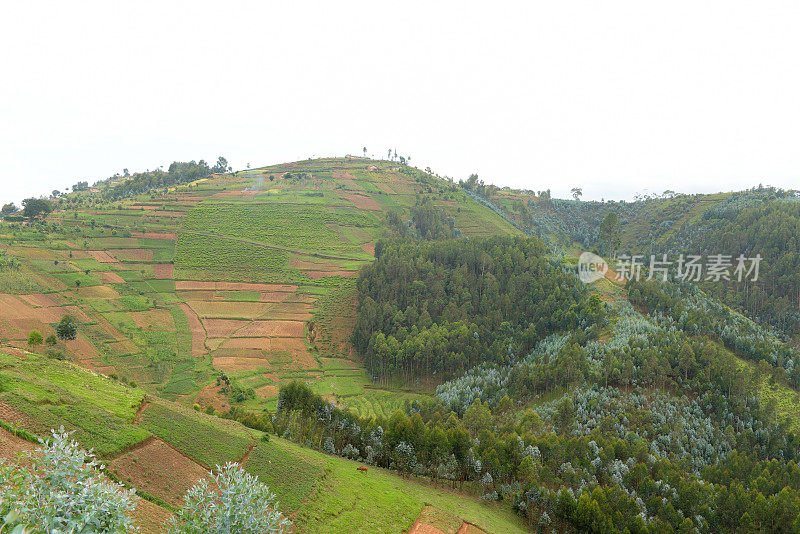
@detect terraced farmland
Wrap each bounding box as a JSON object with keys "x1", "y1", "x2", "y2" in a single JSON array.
[{"x1": 0, "y1": 157, "x2": 518, "y2": 417}]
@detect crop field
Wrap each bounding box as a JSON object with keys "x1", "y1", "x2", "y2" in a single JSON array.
[
  {"x1": 137, "y1": 400, "x2": 253, "y2": 467},
  {"x1": 0, "y1": 158, "x2": 526, "y2": 428}
]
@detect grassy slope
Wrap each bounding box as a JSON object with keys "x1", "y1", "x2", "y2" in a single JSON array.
[{"x1": 0, "y1": 347, "x2": 525, "y2": 533}]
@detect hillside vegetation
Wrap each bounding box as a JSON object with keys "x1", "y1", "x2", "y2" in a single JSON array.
[{"x1": 3, "y1": 157, "x2": 800, "y2": 532}]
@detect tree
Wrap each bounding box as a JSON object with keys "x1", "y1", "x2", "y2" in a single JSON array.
[
  {"x1": 167, "y1": 463, "x2": 290, "y2": 533},
  {"x1": 213, "y1": 156, "x2": 230, "y2": 173},
  {"x1": 598, "y1": 211, "x2": 621, "y2": 256},
  {"x1": 56, "y1": 315, "x2": 78, "y2": 341},
  {"x1": 0, "y1": 428, "x2": 136, "y2": 532},
  {"x1": 45, "y1": 334, "x2": 57, "y2": 346},
  {"x1": 21, "y1": 198, "x2": 53, "y2": 219},
  {"x1": 363, "y1": 146, "x2": 367, "y2": 157},
  {"x1": 571, "y1": 187, "x2": 583, "y2": 201},
  {"x1": 27, "y1": 330, "x2": 43, "y2": 347},
  {"x1": 0, "y1": 202, "x2": 18, "y2": 215}
]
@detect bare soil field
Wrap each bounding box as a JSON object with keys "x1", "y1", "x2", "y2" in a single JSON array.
[
  {"x1": 18, "y1": 293, "x2": 59, "y2": 308},
  {"x1": 187, "y1": 301, "x2": 277, "y2": 319},
  {"x1": 97, "y1": 272, "x2": 127, "y2": 284},
  {"x1": 179, "y1": 303, "x2": 207, "y2": 356},
  {"x1": 153, "y1": 264, "x2": 174, "y2": 279},
  {"x1": 0, "y1": 427, "x2": 35, "y2": 460},
  {"x1": 232, "y1": 320, "x2": 304, "y2": 338},
  {"x1": 111, "y1": 249, "x2": 154, "y2": 262},
  {"x1": 109, "y1": 437, "x2": 208, "y2": 506},
  {"x1": 341, "y1": 192, "x2": 381, "y2": 211},
  {"x1": 202, "y1": 318, "x2": 247, "y2": 338},
  {"x1": 88, "y1": 251, "x2": 118, "y2": 263},
  {"x1": 128, "y1": 498, "x2": 173, "y2": 534},
  {"x1": 213, "y1": 351, "x2": 270, "y2": 373}
]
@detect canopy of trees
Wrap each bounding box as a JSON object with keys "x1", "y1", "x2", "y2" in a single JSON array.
[{"x1": 353, "y1": 236, "x2": 604, "y2": 381}]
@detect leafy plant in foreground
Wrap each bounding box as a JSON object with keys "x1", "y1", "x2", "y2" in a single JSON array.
[
  {"x1": 167, "y1": 462, "x2": 290, "y2": 534},
  {"x1": 0, "y1": 427, "x2": 136, "y2": 533}
]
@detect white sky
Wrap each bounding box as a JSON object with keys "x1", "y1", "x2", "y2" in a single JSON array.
[{"x1": 2, "y1": 1, "x2": 799, "y2": 204}]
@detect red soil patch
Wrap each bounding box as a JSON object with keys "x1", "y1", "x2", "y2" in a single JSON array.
[
  {"x1": 0, "y1": 402, "x2": 30, "y2": 428},
  {"x1": 194, "y1": 383, "x2": 230, "y2": 413},
  {"x1": 175, "y1": 281, "x2": 216, "y2": 291},
  {"x1": 176, "y1": 281, "x2": 296, "y2": 292},
  {"x1": 109, "y1": 438, "x2": 208, "y2": 506},
  {"x1": 187, "y1": 301, "x2": 276, "y2": 319},
  {"x1": 203, "y1": 318, "x2": 247, "y2": 338},
  {"x1": 290, "y1": 259, "x2": 341, "y2": 271},
  {"x1": 0, "y1": 427, "x2": 35, "y2": 461},
  {"x1": 18, "y1": 294, "x2": 58, "y2": 307},
  {"x1": 213, "y1": 353, "x2": 270, "y2": 373},
  {"x1": 233, "y1": 320, "x2": 304, "y2": 338},
  {"x1": 375, "y1": 182, "x2": 396, "y2": 194},
  {"x1": 97, "y1": 272, "x2": 126, "y2": 284},
  {"x1": 341, "y1": 192, "x2": 381, "y2": 210},
  {"x1": 220, "y1": 337, "x2": 307, "y2": 351},
  {"x1": 110, "y1": 249, "x2": 154, "y2": 262},
  {"x1": 132, "y1": 231, "x2": 177, "y2": 240},
  {"x1": 175, "y1": 290, "x2": 216, "y2": 301},
  {"x1": 128, "y1": 205, "x2": 159, "y2": 210},
  {"x1": 129, "y1": 498, "x2": 173, "y2": 534},
  {"x1": 179, "y1": 302, "x2": 207, "y2": 357},
  {"x1": 153, "y1": 264, "x2": 174, "y2": 279},
  {"x1": 360, "y1": 242, "x2": 375, "y2": 255},
  {"x1": 332, "y1": 171, "x2": 357, "y2": 180},
  {"x1": 0, "y1": 295, "x2": 62, "y2": 323},
  {"x1": 88, "y1": 251, "x2": 118, "y2": 263}
]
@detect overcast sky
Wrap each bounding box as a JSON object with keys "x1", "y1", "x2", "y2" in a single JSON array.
[{"x1": 2, "y1": 1, "x2": 799, "y2": 204}]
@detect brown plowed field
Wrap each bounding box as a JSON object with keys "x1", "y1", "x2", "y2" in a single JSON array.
[
  {"x1": 109, "y1": 438, "x2": 208, "y2": 506},
  {"x1": 153, "y1": 264, "x2": 174, "y2": 279}
]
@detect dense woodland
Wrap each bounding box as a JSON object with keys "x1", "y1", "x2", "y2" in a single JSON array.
[{"x1": 353, "y1": 236, "x2": 605, "y2": 381}]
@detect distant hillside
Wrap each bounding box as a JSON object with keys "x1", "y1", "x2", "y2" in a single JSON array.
[{"x1": 461, "y1": 182, "x2": 800, "y2": 339}]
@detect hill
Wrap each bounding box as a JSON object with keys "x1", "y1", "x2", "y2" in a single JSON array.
[{"x1": 5, "y1": 157, "x2": 800, "y2": 532}]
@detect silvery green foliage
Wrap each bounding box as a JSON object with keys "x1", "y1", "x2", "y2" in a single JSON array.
[
  {"x1": 0, "y1": 427, "x2": 136, "y2": 533},
  {"x1": 436, "y1": 333, "x2": 571, "y2": 412},
  {"x1": 341, "y1": 443, "x2": 359, "y2": 459},
  {"x1": 536, "y1": 385, "x2": 731, "y2": 472},
  {"x1": 167, "y1": 462, "x2": 290, "y2": 534}
]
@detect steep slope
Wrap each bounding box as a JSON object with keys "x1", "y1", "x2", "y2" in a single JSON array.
[
  {"x1": 0, "y1": 157, "x2": 519, "y2": 414},
  {"x1": 0, "y1": 348, "x2": 527, "y2": 534}
]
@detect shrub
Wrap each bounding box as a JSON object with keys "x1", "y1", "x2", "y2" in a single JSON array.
[
  {"x1": 56, "y1": 315, "x2": 78, "y2": 341},
  {"x1": 27, "y1": 330, "x2": 43, "y2": 347},
  {"x1": 0, "y1": 427, "x2": 136, "y2": 532},
  {"x1": 167, "y1": 463, "x2": 290, "y2": 533}
]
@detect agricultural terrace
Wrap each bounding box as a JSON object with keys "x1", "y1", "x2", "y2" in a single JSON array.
[{"x1": 0, "y1": 157, "x2": 518, "y2": 417}]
